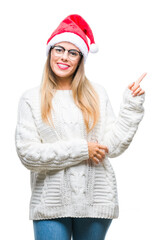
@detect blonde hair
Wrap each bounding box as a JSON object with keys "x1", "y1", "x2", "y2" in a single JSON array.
[{"x1": 40, "y1": 50, "x2": 100, "y2": 134}]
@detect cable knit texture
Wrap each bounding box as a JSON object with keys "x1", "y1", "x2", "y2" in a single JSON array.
[{"x1": 15, "y1": 81, "x2": 145, "y2": 220}]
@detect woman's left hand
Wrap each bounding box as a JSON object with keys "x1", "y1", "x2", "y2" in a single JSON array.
[{"x1": 128, "y1": 72, "x2": 147, "y2": 96}]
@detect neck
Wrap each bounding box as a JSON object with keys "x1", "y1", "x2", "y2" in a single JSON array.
[{"x1": 54, "y1": 75, "x2": 73, "y2": 90}]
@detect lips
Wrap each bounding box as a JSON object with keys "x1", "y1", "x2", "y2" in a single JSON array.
[{"x1": 57, "y1": 63, "x2": 70, "y2": 70}]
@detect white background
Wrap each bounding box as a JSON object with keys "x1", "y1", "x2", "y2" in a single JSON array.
[{"x1": 0, "y1": 0, "x2": 161, "y2": 239}]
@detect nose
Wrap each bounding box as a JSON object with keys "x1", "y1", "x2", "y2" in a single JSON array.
[{"x1": 61, "y1": 50, "x2": 69, "y2": 61}]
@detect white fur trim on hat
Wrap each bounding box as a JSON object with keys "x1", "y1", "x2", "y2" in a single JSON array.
[{"x1": 46, "y1": 32, "x2": 89, "y2": 61}]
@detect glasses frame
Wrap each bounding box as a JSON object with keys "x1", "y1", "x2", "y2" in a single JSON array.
[{"x1": 50, "y1": 45, "x2": 83, "y2": 60}]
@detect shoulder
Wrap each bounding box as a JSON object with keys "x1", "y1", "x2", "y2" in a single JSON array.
[
  {"x1": 90, "y1": 81, "x2": 108, "y2": 99},
  {"x1": 19, "y1": 85, "x2": 41, "y2": 102}
]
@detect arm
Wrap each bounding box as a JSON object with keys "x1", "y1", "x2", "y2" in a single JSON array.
[
  {"x1": 15, "y1": 96, "x2": 89, "y2": 172},
  {"x1": 101, "y1": 87, "x2": 145, "y2": 158}
]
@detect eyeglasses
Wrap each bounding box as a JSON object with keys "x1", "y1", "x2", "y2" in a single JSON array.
[{"x1": 51, "y1": 45, "x2": 83, "y2": 61}]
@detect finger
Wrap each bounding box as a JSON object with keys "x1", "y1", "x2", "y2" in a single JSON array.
[
  {"x1": 137, "y1": 89, "x2": 145, "y2": 96},
  {"x1": 132, "y1": 87, "x2": 142, "y2": 96},
  {"x1": 93, "y1": 157, "x2": 100, "y2": 164},
  {"x1": 136, "y1": 72, "x2": 147, "y2": 85},
  {"x1": 98, "y1": 144, "x2": 108, "y2": 153},
  {"x1": 99, "y1": 149, "x2": 106, "y2": 157},
  {"x1": 96, "y1": 151, "x2": 105, "y2": 160},
  {"x1": 95, "y1": 153, "x2": 103, "y2": 160},
  {"x1": 132, "y1": 84, "x2": 141, "y2": 92},
  {"x1": 128, "y1": 82, "x2": 135, "y2": 90}
]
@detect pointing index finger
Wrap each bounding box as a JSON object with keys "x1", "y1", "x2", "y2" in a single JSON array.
[{"x1": 136, "y1": 72, "x2": 147, "y2": 84}]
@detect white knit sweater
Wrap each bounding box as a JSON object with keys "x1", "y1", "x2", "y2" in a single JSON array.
[{"x1": 15, "y1": 81, "x2": 145, "y2": 220}]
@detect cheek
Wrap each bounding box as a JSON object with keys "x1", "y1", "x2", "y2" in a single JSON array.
[
  {"x1": 50, "y1": 55, "x2": 57, "y2": 66},
  {"x1": 72, "y1": 60, "x2": 80, "y2": 72}
]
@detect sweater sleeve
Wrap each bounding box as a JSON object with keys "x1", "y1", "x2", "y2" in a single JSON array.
[
  {"x1": 101, "y1": 87, "x2": 145, "y2": 158},
  {"x1": 15, "y1": 96, "x2": 89, "y2": 172}
]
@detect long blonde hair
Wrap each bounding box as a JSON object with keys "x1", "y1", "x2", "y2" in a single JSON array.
[{"x1": 40, "y1": 50, "x2": 100, "y2": 134}]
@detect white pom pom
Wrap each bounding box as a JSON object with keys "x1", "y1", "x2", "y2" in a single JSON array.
[{"x1": 90, "y1": 43, "x2": 99, "y2": 53}]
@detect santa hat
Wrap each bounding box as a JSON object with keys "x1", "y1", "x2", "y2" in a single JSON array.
[{"x1": 46, "y1": 14, "x2": 98, "y2": 61}]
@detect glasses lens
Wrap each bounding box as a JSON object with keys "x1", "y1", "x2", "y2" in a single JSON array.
[
  {"x1": 68, "y1": 50, "x2": 80, "y2": 60},
  {"x1": 53, "y1": 46, "x2": 64, "y2": 56}
]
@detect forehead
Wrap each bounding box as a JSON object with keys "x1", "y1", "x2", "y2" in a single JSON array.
[{"x1": 55, "y1": 41, "x2": 80, "y2": 51}]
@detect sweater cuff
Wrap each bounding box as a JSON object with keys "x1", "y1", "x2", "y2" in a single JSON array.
[
  {"x1": 123, "y1": 87, "x2": 145, "y2": 109},
  {"x1": 70, "y1": 139, "x2": 89, "y2": 161}
]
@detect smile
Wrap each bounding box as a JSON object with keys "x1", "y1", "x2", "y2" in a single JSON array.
[{"x1": 57, "y1": 63, "x2": 70, "y2": 70}]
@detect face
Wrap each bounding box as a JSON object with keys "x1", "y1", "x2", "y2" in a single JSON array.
[{"x1": 50, "y1": 42, "x2": 82, "y2": 80}]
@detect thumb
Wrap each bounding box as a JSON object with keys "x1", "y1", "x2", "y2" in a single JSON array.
[{"x1": 128, "y1": 82, "x2": 135, "y2": 90}]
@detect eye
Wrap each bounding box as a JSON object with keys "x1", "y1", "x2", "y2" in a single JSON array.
[
  {"x1": 69, "y1": 50, "x2": 78, "y2": 57},
  {"x1": 55, "y1": 47, "x2": 64, "y2": 53}
]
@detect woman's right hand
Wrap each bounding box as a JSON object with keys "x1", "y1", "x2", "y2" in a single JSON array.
[{"x1": 88, "y1": 141, "x2": 109, "y2": 164}]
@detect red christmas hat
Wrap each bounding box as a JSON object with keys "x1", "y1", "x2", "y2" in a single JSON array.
[{"x1": 46, "y1": 14, "x2": 98, "y2": 61}]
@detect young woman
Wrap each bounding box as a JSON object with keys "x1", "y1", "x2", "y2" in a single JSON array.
[{"x1": 15, "y1": 14, "x2": 146, "y2": 240}]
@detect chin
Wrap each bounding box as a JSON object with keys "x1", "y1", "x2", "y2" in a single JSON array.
[
  {"x1": 53, "y1": 67, "x2": 74, "y2": 78},
  {"x1": 53, "y1": 71, "x2": 72, "y2": 79}
]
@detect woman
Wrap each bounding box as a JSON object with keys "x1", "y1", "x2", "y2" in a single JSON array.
[{"x1": 15, "y1": 14, "x2": 146, "y2": 240}]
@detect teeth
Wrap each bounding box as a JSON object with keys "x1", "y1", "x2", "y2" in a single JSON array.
[{"x1": 58, "y1": 64, "x2": 69, "y2": 68}]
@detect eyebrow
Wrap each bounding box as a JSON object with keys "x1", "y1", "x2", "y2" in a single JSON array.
[{"x1": 55, "y1": 45, "x2": 79, "y2": 51}]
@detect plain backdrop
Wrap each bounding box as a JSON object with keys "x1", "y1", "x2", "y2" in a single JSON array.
[{"x1": 0, "y1": 0, "x2": 161, "y2": 239}]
